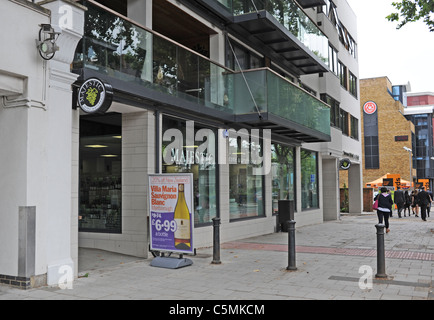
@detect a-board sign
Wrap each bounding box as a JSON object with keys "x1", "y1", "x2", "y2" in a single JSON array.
[{"x1": 149, "y1": 174, "x2": 194, "y2": 254}]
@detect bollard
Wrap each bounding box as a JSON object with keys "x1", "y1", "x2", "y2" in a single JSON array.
[
  {"x1": 286, "y1": 220, "x2": 297, "y2": 271},
  {"x1": 211, "y1": 217, "x2": 221, "y2": 264},
  {"x1": 375, "y1": 224, "x2": 387, "y2": 278}
]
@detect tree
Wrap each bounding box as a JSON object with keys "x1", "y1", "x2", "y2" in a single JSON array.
[{"x1": 386, "y1": 0, "x2": 434, "y2": 31}]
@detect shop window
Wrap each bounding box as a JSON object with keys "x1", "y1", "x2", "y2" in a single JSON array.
[
  {"x1": 79, "y1": 113, "x2": 122, "y2": 233},
  {"x1": 229, "y1": 134, "x2": 265, "y2": 220},
  {"x1": 301, "y1": 149, "x2": 319, "y2": 210},
  {"x1": 162, "y1": 116, "x2": 217, "y2": 225},
  {"x1": 271, "y1": 144, "x2": 296, "y2": 215}
]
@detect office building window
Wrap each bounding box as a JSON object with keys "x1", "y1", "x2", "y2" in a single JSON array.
[
  {"x1": 349, "y1": 72, "x2": 357, "y2": 97},
  {"x1": 350, "y1": 115, "x2": 359, "y2": 140},
  {"x1": 328, "y1": 44, "x2": 338, "y2": 75},
  {"x1": 340, "y1": 109, "x2": 349, "y2": 135},
  {"x1": 320, "y1": 93, "x2": 340, "y2": 128},
  {"x1": 338, "y1": 60, "x2": 347, "y2": 89}
]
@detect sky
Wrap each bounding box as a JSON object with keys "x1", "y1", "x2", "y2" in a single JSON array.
[{"x1": 346, "y1": 0, "x2": 434, "y2": 93}]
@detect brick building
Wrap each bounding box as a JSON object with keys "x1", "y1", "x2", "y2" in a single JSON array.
[{"x1": 360, "y1": 77, "x2": 415, "y2": 187}]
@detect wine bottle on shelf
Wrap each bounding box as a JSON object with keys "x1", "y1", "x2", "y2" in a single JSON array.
[{"x1": 174, "y1": 184, "x2": 191, "y2": 250}]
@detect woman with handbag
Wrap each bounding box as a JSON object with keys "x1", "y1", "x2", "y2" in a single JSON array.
[{"x1": 374, "y1": 187, "x2": 393, "y2": 233}]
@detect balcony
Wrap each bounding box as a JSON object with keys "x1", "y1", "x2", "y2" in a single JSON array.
[
  {"x1": 72, "y1": 1, "x2": 330, "y2": 143},
  {"x1": 226, "y1": 68, "x2": 330, "y2": 142},
  {"x1": 72, "y1": 0, "x2": 233, "y2": 121},
  {"x1": 194, "y1": 0, "x2": 329, "y2": 75}
]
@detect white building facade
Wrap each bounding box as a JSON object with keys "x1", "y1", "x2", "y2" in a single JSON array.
[{"x1": 0, "y1": 0, "x2": 362, "y2": 289}]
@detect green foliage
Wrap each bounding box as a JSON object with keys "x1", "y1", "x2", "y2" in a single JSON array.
[{"x1": 386, "y1": 0, "x2": 434, "y2": 31}]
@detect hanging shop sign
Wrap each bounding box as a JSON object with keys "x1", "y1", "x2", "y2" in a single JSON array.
[
  {"x1": 339, "y1": 158, "x2": 352, "y2": 170},
  {"x1": 363, "y1": 101, "x2": 377, "y2": 114},
  {"x1": 77, "y1": 78, "x2": 113, "y2": 114},
  {"x1": 149, "y1": 173, "x2": 194, "y2": 254}
]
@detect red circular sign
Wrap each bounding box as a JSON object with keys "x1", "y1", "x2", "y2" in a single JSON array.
[{"x1": 363, "y1": 101, "x2": 377, "y2": 114}]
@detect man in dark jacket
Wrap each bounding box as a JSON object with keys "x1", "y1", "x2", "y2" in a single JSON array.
[
  {"x1": 417, "y1": 187, "x2": 431, "y2": 221},
  {"x1": 394, "y1": 187, "x2": 405, "y2": 218},
  {"x1": 375, "y1": 187, "x2": 394, "y2": 233}
]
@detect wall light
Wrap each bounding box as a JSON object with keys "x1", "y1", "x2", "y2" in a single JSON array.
[{"x1": 36, "y1": 24, "x2": 61, "y2": 60}]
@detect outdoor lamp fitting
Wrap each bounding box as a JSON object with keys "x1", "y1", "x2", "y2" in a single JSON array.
[{"x1": 36, "y1": 24, "x2": 61, "y2": 60}]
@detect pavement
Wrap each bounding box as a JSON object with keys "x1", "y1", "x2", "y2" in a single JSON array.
[{"x1": 1, "y1": 211, "x2": 434, "y2": 301}]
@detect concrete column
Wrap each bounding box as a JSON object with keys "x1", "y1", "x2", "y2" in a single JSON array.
[
  {"x1": 348, "y1": 163, "x2": 363, "y2": 214},
  {"x1": 322, "y1": 158, "x2": 340, "y2": 221},
  {"x1": 40, "y1": 0, "x2": 86, "y2": 287}
]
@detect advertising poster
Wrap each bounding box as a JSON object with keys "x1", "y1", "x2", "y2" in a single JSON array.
[{"x1": 149, "y1": 173, "x2": 194, "y2": 254}]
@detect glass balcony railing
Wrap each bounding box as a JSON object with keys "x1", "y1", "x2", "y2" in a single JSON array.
[
  {"x1": 72, "y1": 1, "x2": 233, "y2": 114},
  {"x1": 209, "y1": 0, "x2": 328, "y2": 64},
  {"x1": 226, "y1": 68, "x2": 331, "y2": 137},
  {"x1": 72, "y1": 1, "x2": 330, "y2": 140}
]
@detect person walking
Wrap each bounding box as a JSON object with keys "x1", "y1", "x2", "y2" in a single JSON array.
[
  {"x1": 417, "y1": 186, "x2": 432, "y2": 221},
  {"x1": 411, "y1": 190, "x2": 419, "y2": 217},
  {"x1": 374, "y1": 187, "x2": 393, "y2": 233},
  {"x1": 427, "y1": 188, "x2": 433, "y2": 218},
  {"x1": 394, "y1": 186, "x2": 405, "y2": 218},
  {"x1": 403, "y1": 190, "x2": 411, "y2": 217}
]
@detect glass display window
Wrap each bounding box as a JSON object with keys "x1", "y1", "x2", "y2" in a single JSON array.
[
  {"x1": 228, "y1": 133, "x2": 264, "y2": 220},
  {"x1": 79, "y1": 113, "x2": 122, "y2": 233},
  {"x1": 271, "y1": 144, "x2": 295, "y2": 215},
  {"x1": 162, "y1": 116, "x2": 217, "y2": 225}
]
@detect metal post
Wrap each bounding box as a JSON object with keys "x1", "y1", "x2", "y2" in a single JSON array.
[
  {"x1": 211, "y1": 217, "x2": 221, "y2": 264},
  {"x1": 375, "y1": 224, "x2": 387, "y2": 278},
  {"x1": 286, "y1": 220, "x2": 297, "y2": 271}
]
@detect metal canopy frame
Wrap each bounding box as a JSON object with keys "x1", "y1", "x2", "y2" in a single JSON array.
[{"x1": 231, "y1": 10, "x2": 328, "y2": 75}]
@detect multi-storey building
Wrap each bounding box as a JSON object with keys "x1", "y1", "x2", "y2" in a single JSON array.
[
  {"x1": 0, "y1": 0, "x2": 361, "y2": 288},
  {"x1": 360, "y1": 77, "x2": 415, "y2": 187},
  {"x1": 405, "y1": 92, "x2": 434, "y2": 188}
]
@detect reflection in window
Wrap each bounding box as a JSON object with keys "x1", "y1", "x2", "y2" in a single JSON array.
[
  {"x1": 162, "y1": 116, "x2": 217, "y2": 225},
  {"x1": 301, "y1": 149, "x2": 319, "y2": 210},
  {"x1": 229, "y1": 134, "x2": 264, "y2": 220},
  {"x1": 271, "y1": 144, "x2": 295, "y2": 214}
]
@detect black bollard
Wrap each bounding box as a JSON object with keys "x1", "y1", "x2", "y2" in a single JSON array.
[
  {"x1": 211, "y1": 217, "x2": 221, "y2": 264},
  {"x1": 375, "y1": 224, "x2": 387, "y2": 278},
  {"x1": 286, "y1": 220, "x2": 297, "y2": 271}
]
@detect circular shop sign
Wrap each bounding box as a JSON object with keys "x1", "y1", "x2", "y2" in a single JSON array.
[
  {"x1": 363, "y1": 101, "x2": 377, "y2": 114},
  {"x1": 78, "y1": 78, "x2": 113, "y2": 114},
  {"x1": 339, "y1": 158, "x2": 352, "y2": 170}
]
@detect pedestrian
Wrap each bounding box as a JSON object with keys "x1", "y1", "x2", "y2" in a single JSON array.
[
  {"x1": 417, "y1": 186, "x2": 432, "y2": 221},
  {"x1": 403, "y1": 190, "x2": 411, "y2": 217},
  {"x1": 374, "y1": 187, "x2": 393, "y2": 233},
  {"x1": 394, "y1": 186, "x2": 405, "y2": 218},
  {"x1": 411, "y1": 190, "x2": 419, "y2": 217},
  {"x1": 427, "y1": 188, "x2": 433, "y2": 218}
]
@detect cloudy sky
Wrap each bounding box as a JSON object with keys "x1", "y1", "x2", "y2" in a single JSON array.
[{"x1": 346, "y1": 0, "x2": 434, "y2": 93}]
